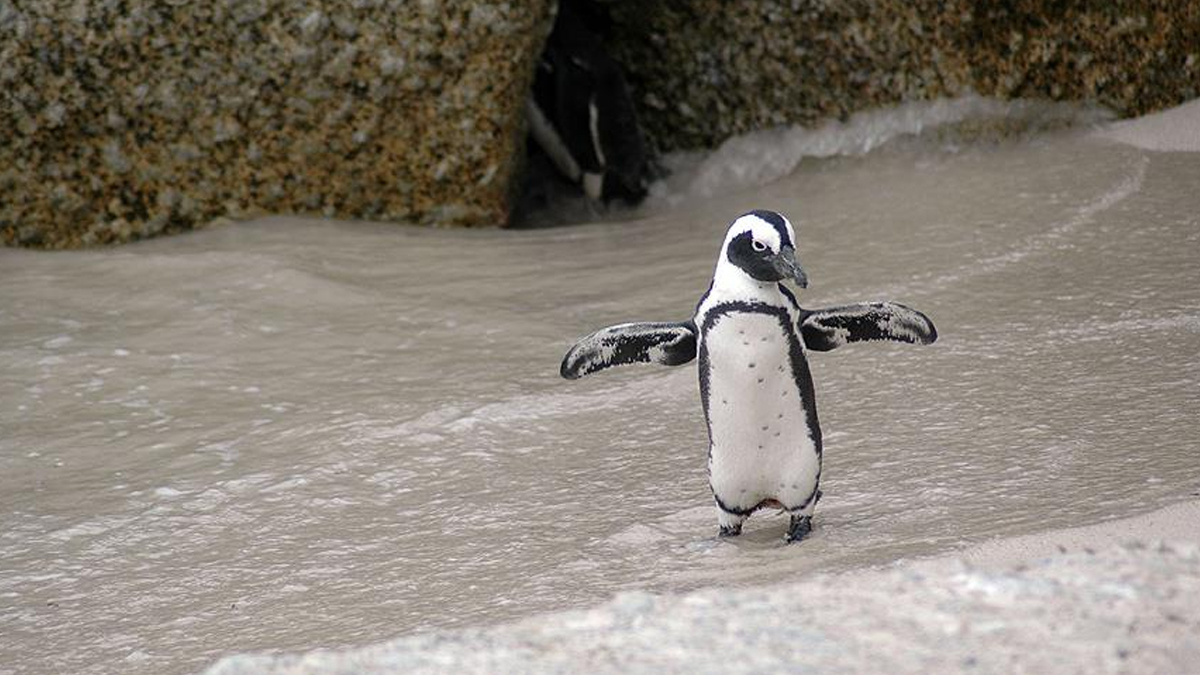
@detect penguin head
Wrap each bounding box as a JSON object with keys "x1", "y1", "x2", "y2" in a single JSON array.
[{"x1": 721, "y1": 210, "x2": 808, "y2": 288}]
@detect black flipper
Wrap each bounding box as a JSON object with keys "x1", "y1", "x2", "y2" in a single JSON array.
[
  {"x1": 799, "y1": 302, "x2": 938, "y2": 352},
  {"x1": 560, "y1": 321, "x2": 697, "y2": 379}
]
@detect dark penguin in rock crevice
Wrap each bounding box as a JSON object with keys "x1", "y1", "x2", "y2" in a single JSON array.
[
  {"x1": 560, "y1": 210, "x2": 938, "y2": 543},
  {"x1": 527, "y1": 0, "x2": 654, "y2": 205}
]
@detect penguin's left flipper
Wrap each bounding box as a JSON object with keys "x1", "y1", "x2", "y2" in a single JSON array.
[
  {"x1": 560, "y1": 321, "x2": 697, "y2": 379},
  {"x1": 799, "y1": 302, "x2": 938, "y2": 352}
]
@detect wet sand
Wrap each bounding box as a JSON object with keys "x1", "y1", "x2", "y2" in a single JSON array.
[
  {"x1": 4, "y1": 98, "x2": 1199, "y2": 674},
  {"x1": 207, "y1": 97, "x2": 1200, "y2": 674},
  {"x1": 208, "y1": 500, "x2": 1200, "y2": 674}
]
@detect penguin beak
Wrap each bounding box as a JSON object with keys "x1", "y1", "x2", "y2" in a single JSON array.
[{"x1": 774, "y1": 245, "x2": 809, "y2": 288}]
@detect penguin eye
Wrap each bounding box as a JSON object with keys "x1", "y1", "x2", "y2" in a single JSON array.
[{"x1": 751, "y1": 240, "x2": 767, "y2": 252}]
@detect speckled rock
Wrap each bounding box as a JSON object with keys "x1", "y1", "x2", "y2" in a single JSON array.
[
  {"x1": 1, "y1": 0, "x2": 554, "y2": 248},
  {"x1": 6, "y1": 1, "x2": 1196, "y2": 247},
  {"x1": 601, "y1": 0, "x2": 1200, "y2": 151}
]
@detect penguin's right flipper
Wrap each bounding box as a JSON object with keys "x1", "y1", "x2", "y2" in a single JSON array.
[
  {"x1": 560, "y1": 321, "x2": 697, "y2": 379},
  {"x1": 799, "y1": 302, "x2": 937, "y2": 352}
]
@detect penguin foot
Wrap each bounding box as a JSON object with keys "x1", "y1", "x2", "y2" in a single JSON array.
[
  {"x1": 718, "y1": 523, "x2": 743, "y2": 538},
  {"x1": 784, "y1": 515, "x2": 813, "y2": 544}
]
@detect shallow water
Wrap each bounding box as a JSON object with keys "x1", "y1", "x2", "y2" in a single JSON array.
[{"x1": 3, "y1": 101, "x2": 1200, "y2": 674}]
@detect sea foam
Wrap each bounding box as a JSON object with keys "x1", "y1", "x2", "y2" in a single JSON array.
[
  {"x1": 1098, "y1": 98, "x2": 1200, "y2": 152},
  {"x1": 650, "y1": 95, "x2": 1112, "y2": 204}
]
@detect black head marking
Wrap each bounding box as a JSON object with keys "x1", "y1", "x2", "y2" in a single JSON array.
[
  {"x1": 726, "y1": 231, "x2": 784, "y2": 282},
  {"x1": 745, "y1": 209, "x2": 793, "y2": 249}
]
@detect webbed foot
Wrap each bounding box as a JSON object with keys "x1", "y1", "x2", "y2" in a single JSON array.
[
  {"x1": 718, "y1": 523, "x2": 743, "y2": 538},
  {"x1": 784, "y1": 514, "x2": 812, "y2": 544}
]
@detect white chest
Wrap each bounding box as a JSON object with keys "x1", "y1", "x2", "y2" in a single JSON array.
[{"x1": 700, "y1": 309, "x2": 820, "y2": 509}]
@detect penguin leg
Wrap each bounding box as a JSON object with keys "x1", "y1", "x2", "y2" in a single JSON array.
[
  {"x1": 783, "y1": 490, "x2": 820, "y2": 544},
  {"x1": 785, "y1": 514, "x2": 813, "y2": 543},
  {"x1": 716, "y1": 508, "x2": 747, "y2": 538}
]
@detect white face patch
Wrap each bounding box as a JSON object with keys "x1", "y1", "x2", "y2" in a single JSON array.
[
  {"x1": 723, "y1": 214, "x2": 784, "y2": 254},
  {"x1": 710, "y1": 211, "x2": 799, "y2": 295}
]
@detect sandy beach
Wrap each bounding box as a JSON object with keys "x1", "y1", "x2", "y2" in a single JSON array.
[{"x1": 207, "y1": 500, "x2": 1200, "y2": 673}]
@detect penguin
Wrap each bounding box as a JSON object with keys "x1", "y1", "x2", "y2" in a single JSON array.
[
  {"x1": 527, "y1": 0, "x2": 653, "y2": 204},
  {"x1": 560, "y1": 209, "x2": 937, "y2": 543}
]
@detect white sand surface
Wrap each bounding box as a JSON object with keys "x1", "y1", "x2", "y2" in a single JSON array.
[
  {"x1": 946, "y1": 499, "x2": 1200, "y2": 569},
  {"x1": 207, "y1": 500, "x2": 1200, "y2": 674}
]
